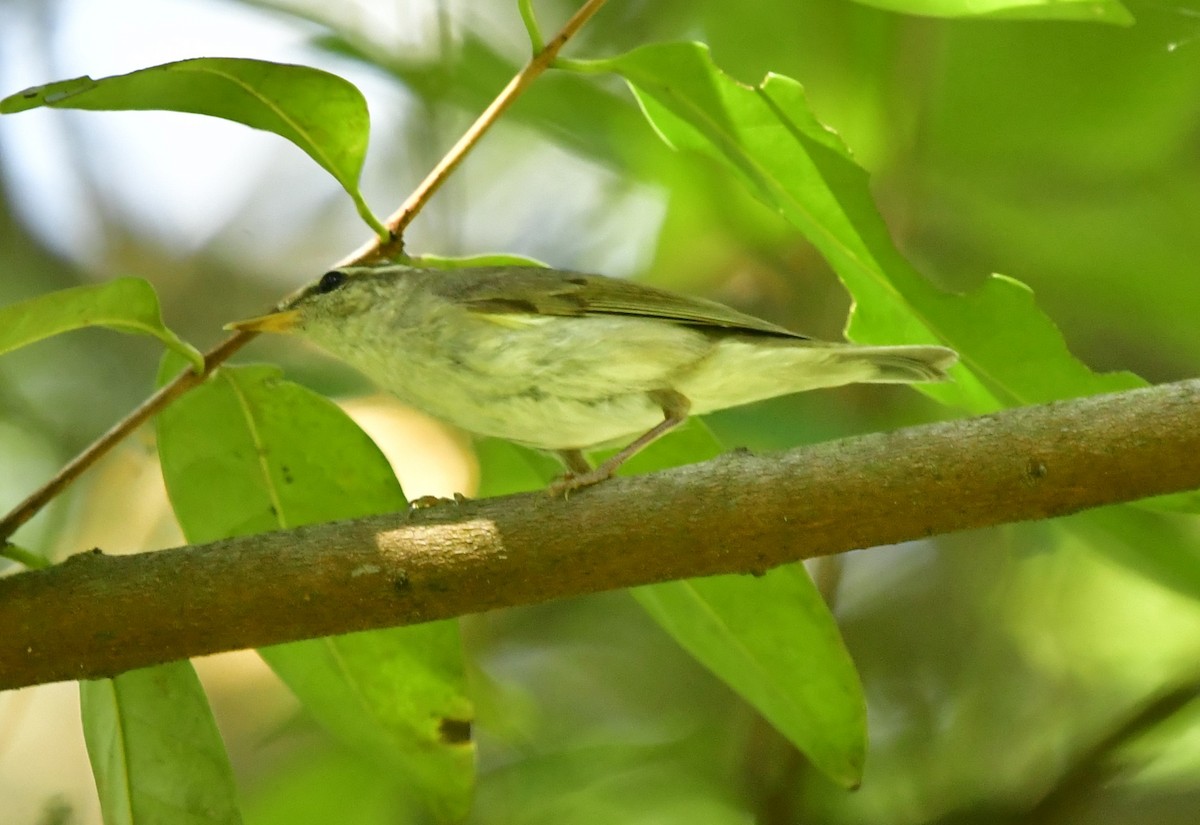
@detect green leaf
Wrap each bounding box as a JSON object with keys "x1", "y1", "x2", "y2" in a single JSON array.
[
  {"x1": 241, "y1": 748, "x2": 403, "y2": 825},
  {"x1": 471, "y1": 741, "x2": 752, "y2": 824},
  {"x1": 635, "y1": 569, "x2": 866, "y2": 787},
  {"x1": 155, "y1": 361, "x2": 402, "y2": 537},
  {"x1": 1, "y1": 58, "x2": 387, "y2": 237},
  {"x1": 156, "y1": 362, "x2": 474, "y2": 821},
  {"x1": 845, "y1": 0, "x2": 1132, "y2": 23},
  {"x1": 595, "y1": 42, "x2": 1200, "y2": 521},
  {"x1": 480, "y1": 421, "x2": 866, "y2": 786},
  {"x1": 80, "y1": 661, "x2": 242, "y2": 825},
  {"x1": 604, "y1": 417, "x2": 726, "y2": 478},
  {"x1": 587, "y1": 43, "x2": 1145, "y2": 415},
  {"x1": 0, "y1": 278, "x2": 202, "y2": 371}
]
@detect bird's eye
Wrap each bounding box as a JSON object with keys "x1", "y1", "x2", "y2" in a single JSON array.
[{"x1": 315, "y1": 270, "x2": 347, "y2": 295}]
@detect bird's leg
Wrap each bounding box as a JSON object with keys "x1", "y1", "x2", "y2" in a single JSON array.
[
  {"x1": 555, "y1": 448, "x2": 593, "y2": 476},
  {"x1": 548, "y1": 389, "x2": 691, "y2": 496}
]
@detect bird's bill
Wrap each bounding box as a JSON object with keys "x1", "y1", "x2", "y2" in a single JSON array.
[{"x1": 224, "y1": 309, "x2": 301, "y2": 334}]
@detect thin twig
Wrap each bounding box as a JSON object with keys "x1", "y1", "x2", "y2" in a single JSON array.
[
  {"x1": 0, "y1": 0, "x2": 610, "y2": 546},
  {"x1": 0, "y1": 334, "x2": 250, "y2": 544}
]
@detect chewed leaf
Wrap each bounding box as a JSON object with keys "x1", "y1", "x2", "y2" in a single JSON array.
[
  {"x1": 1, "y1": 58, "x2": 387, "y2": 237},
  {"x1": 592, "y1": 42, "x2": 1144, "y2": 413},
  {"x1": 0, "y1": 278, "x2": 202, "y2": 370}
]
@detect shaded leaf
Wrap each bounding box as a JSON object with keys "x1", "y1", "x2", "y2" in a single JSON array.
[
  {"x1": 0, "y1": 278, "x2": 201, "y2": 370},
  {"x1": 80, "y1": 661, "x2": 242, "y2": 825},
  {"x1": 315, "y1": 29, "x2": 669, "y2": 175},
  {"x1": 635, "y1": 568, "x2": 866, "y2": 787},
  {"x1": 479, "y1": 422, "x2": 866, "y2": 786},
  {"x1": 472, "y1": 741, "x2": 755, "y2": 825},
  {"x1": 473, "y1": 438, "x2": 562, "y2": 498},
  {"x1": 157, "y1": 361, "x2": 474, "y2": 821}
]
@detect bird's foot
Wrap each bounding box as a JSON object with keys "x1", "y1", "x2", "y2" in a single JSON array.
[{"x1": 546, "y1": 465, "x2": 616, "y2": 498}]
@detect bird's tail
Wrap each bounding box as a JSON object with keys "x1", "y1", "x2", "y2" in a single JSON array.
[{"x1": 836, "y1": 345, "x2": 958, "y2": 383}]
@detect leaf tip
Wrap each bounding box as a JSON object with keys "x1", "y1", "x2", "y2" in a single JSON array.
[
  {"x1": 0, "y1": 88, "x2": 39, "y2": 114},
  {"x1": 0, "y1": 76, "x2": 97, "y2": 113}
]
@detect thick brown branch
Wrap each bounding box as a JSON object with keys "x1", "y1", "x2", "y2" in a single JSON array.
[{"x1": 2, "y1": 379, "x2": 1198, "y2": 691}]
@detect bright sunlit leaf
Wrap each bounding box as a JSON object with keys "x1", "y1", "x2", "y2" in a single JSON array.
[
  {"x1": 1, "y1": 58, "x2": 387, "y2": 237},
  {"x1": 0, "y1": 278, "x2": 202, "y2": 370}
]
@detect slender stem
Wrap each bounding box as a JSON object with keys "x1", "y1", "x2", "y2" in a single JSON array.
[
  {"x1": 0, "y1": 0, "x2": 611, "y2": 545},
  {"x1": 0, "y1": 543, "x2": 49, "y2": 569},
  {"x1": 341, "y1": 0, "x2": 610, "y2": 265},
  {"x1": 519, "y1": 0, "x2": 546, "y2": 52}
]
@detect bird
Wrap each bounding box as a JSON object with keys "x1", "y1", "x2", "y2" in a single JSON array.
[{"x1": 228, "y1": 264, "x2": 957, "y2": 494}]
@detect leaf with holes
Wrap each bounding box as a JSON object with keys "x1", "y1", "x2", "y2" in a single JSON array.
[{"x1": 588, "y1": 42, "x2": 1144, "y2": 413}]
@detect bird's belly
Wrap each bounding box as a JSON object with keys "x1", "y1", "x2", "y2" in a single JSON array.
[
  {"x1": 348, "y1": 344, "x2": 669, "y2": 450},
  {"x1": 336, "y1": 313, "x2": 707, "y2": 450},
  {"x1": 444, "y1": 391, "x2": 665, "y2": 451}
]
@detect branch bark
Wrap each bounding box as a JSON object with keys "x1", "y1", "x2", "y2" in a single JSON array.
[{"x1": 2, "y1": 379, "x2": 1198, "y2": 691}]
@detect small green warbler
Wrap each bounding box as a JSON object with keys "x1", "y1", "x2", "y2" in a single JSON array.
[{"x1": 228, "y1": 265, "x2": 957, "y2": 493}]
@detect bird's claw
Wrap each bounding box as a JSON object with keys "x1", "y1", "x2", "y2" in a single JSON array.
[{"x1": 546, "y1": 467, "x2": 615, "y2": 498}]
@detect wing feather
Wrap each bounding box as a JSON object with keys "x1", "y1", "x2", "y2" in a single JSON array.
[{"x1": 431, "y1": 267, "x2": 806, "y2": 339}]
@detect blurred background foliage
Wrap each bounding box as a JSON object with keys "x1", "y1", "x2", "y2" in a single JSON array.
[{"x1": 3, "y1": 0, "x2": 1200, "y2": 822}]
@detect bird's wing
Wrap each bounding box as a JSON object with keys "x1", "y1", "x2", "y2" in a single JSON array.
[{"x1": 433, "y1": 267, "x2": 807, "y2": 339}]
